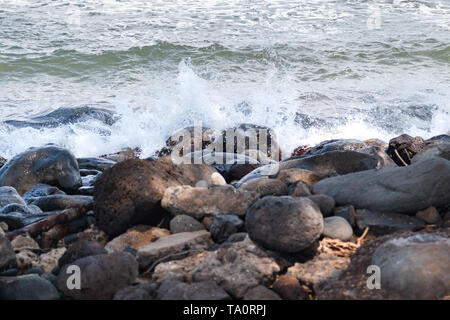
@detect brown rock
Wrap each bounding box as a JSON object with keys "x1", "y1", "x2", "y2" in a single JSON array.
[
  {"x1": 240, "y1": 178, "x2": 288, "y2": 197},
  {"x1": 243, "y1": 285, "x2": 281, "y2": 300},
  {"x1": 416, "y1": 207, "x2": 442, "y2": 224},
  {"x1": 272, "y1": 275, "x2": 308, "y2": 300},
  {"x1": 276, "y1": 168, "x2": 320, "y2": 185},
  {"x1": 105, "y1": 225, "x2": 170, "y2": 253}
]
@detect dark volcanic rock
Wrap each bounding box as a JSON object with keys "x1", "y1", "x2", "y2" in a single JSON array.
[
  {"x1": 0, "y1": 235, "x2": 16, "y2": 271},
  {"x1": 304, "y1": 139, "x2": 366, "y2": 156},
  {"x1": 312, "y1": 158, "x2": 450, "y2": 214},
  {"x1": 113, "y1": 283, "x2": 155, "y2": 300},
  {"x1": 57, "y1": 252, "x2": 138, "y2": 300},
  {"x1": 272, "y1": 275, "x2": 308, "y2": 300},
  {"x1": 246, "y1": 196, "x2": 323, "y2": 253},
  {"x1": 210, "y1": 215, "x2": 244, "y2": 243},
  {"x1": 0, "y1": 203, "x2": 47, "y2": 229},
  {"x1": 22, "y1": 184, "x2": 66, "y2": 204},
  {"x1": 387, "y1": 134, "x2": 425, "y2": 166},
  {"x1": 307, "y1": 194, "x2": 335, "y2": 216},
  {"x1": 0, "y1": 145, "x2": 82, "y2": 194},
  {"x1": 333, "y1": 205, "x2": 357, "y2": 227},
  {"x1": 0, "y1": 186, "x2": 26, "y2": 207},
  {"x1": 58, "y1": 240, "x2": 107, "y2": 267},
  {"x1": 243, "y1": 285, "x2": 281, "y2": 300},
  {"x1": 356, "y1": 209, "x2": 425, "y2": 235},
  {"x1": 0, "y1": 275, "x2": 60, "y2": 300},
  {"x1": 170, "y1": 214, "x2": 205, "y2": 234},
  {"x1": 94, "y1": 157, "x2": 218, "y2": 237},
  {"x1": 156, "y1": 280, "x2": 230, "y2": 300},
  {"x1": 412, "y1": 135, "x2": 450, "y2": 163},
  {"x1": 77, "y1": 157, "x2": 116, "y2": 171},
  {"x1": 289, "y1": 181, "x2": 312, "y2": 197},
  {"x1": 29, "y1": 194, "x2": 93, "y2": 211}
]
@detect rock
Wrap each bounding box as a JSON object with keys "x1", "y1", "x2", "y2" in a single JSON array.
[
  {"x1": 307, "y1": 194, "x2": 335, "y2": 216},
  {"x1": 29, "y1": 195, "x2": 93, "y2": 211},
  {"x1": 1, "y1": 203, "x2": 43, "y2": 216},
  {"x1": 356, "y1": 209, "x2": 426, "y2": 235},
  {"x1": 0, "y1": 235, "x2": 16, "y2": 271},
  {"x1": 22, "y1": 184, "x2": 66, "y2": 204},
  {"x1": 15, "y1": 249, "x2": 37, "y2": 271},
  {"x1": 210, "y1": 215, "x2": 244, "y2": 243},
  {"x1": 415, "y1": 207, "x2": 442, "y2": 224},
  {"x1": 11, "y1": 234, "x2": 40, "y2": 251},
  {"x1": 25, "y1": 267, "x2": 44, "y2": 275},
  {"x1": 100, "y1": 147, "x2": 141, "y2": 163},
  {"x1": 0, "y1": 222, "x2": 8, "y2": 232},
  {"x1": 105, "y1": 225, "x2": 170, "y2": 253},
  {"x1": 286, "y1": 253, "x2": 350, "y2": 292},
  {"x1": 246, "y1": 196, "x2": 323, "y2": 253},
  {"x1": 412, "y1": 136, "x2": 450, "y2": 163},
  {"x1": 225, "y1": 232, "x2": 248, "y2": 243},
  {"x1": 0, "y1": 145, "x2": 82, "y2": 194},
  {"x1": 243, "y1": 285, "x2": 281, "y2": 300},
  {"x1": 94, "y1": 157, "x2": 218, "y2": 236},
  {"x1": 305, "y1": 139, "x2": 367, "y2": 156},
  {"x1": 137, "y1": 230, "x2": 213, "y2": 270},
  {"x1": 312, "y1": 158, "x2": 450, "y2": 214},
  {"x1": 156, "y1": 280, "x2": 230, "y2": 300},
  {"x1": 76, "y1": 226, "x2": 109, "y2": 246},
  {"x1": 239, "y1": 150, "x2": 380, "y2": 185},
  {"x1": 57, "y1": 252, "x2": 139, "y2": 300},
  {"x1": 226, "y1": 163, "x2": 261, "y2": 182},
  {"x1": 170, "y1": 215, "x2": 205, "y2": 234},
  {"x1": 30, "y1": 248, "x2": 66, "y2": 273},
  {"x1": 239, "y1": 178, "x2": 288, "y2": 197},
  {"x1": 360, "y1": 146, "x2": 397, "y2": 168},
  {"x1": 0, "y1": 186, "x2": 26, "y2": 207},
  {"x1": 210, "y1": 172, "x2": 227, "y2": 185},
  {"x1": 77, "y1": 157, "x2": 116, "y2": 171},
  {"x1": 272, "y1": 275, "x2": 308, "y2": 300},
  {"x1": 289, "y1": 182, "x2": 311, "y2": 197},
  {"x1": 364, "y1": 138, "x2": 388, "y2": 148},
  {"x1": 161, "y1": 185, "x2": 258, "y2": 220},
  {"x1": 0, "y1": 203, "x2": 47, "y2": 229},
  {"x1": 113, "y1": 283, "x2": 155, "y2": 300},
  {"x1": 387, "y1": 134, "x2": 425, "y2": 166},
  {"x1": 371, "y1": 234, "x2": 450, "y2": 299},
  {"x1": 323, "y1": 216, "x2": 353, "y2": 241},
  {"x1": 276, "y1": 168, "x2": 320, "y2": 185},
  {"x1": 317, "y1": 230, "x2": 449, "y2": 300},
  {"x1": 0, "y1": 275, "x2": 60, "y2": 300},
  {"x1": 333, "y1": 205, "x2": 357, "y2": 227},
  {"x1": 0, "y1": 156, "x2": 6, "y2": 168},
  {"x1": 191, "y1": 238, "x2": 281, "y2": 298},
  {"x1": 152, "y1": 252, "x2": 212, "y2": 283},
  {"x1": 58, "y1": 240, "x2": 107, "y2": 267}
]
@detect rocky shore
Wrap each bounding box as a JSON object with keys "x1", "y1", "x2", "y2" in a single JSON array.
[{"x1": 0, "y1": 128, "x2": 449, "y2": 300}]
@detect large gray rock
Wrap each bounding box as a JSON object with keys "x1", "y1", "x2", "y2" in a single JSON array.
[
  {"x1": 94, "y1": 157, "x2": 218, "y2": 237},
  {"x1": 57, "y1": 252, "x2": 138, "y2": 300},
  {"x1": 371, "y1": 234, "x2": 450, "y2": 299},
  {"x1": 0, "y1": 186, "x2": 25, "y2": 207},
  {"x1": 246, "y1": 196, "x2": 323, "y2": 253},
  {"x1": 0, "y1": 145, "x2": 82, "y2": 195},
  {"x1": 0, "y1": 203, "x2": 48, "y2": 229},
  {"x1": 137, "y1": 230, "x2": 213, "y2": 270},
  {"x1": 22, "y1": 184, "x2": 66, "y2": 204},
  {"x1": 411, "y1": 138, "x2": 450, "y2": 163},
  {"x1": 312, "y1": 157, "x2": 450, "y2": 214},
  {"x1": 161, "y1": 185, "x2": 259, "y2": 219},
  {"x1": 156, "y1": 280, "x2": 230, "y2": 300},
  {"x1": 323, "y1": 216, "x2": 353, "y2": 241},
  {"x1": 0, "y1": 275, "x2": 60, "y2": 300},
  {"x1": 169, "y1": 215, "x2": 205, "y2": 234},
  {"x1": 356, "y1": 209, "x2": 425, "y2": 235},
  {"x1": 0, "y1": 235, "x2": 16, "y2": 271}
]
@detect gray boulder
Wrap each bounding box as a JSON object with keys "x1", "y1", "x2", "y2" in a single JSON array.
[
  {"x1": 0, "y1": 275, "x2": 60, "y2": 300},
  {"x1": 0, "y1": 145, "x2": 82, "y2": 194},
  {"x1": 304, "y1": 139, "x2": 366, "y2": 155},
  {"x1": 210, "y1": 215, "x2": 244, "y2": 243},
  {"x1": 312, "y1": 157, "x2": 450, "y2": 214},
  {"x1": 170, "y1": 214, "x2": 205, "y2": 234},
  {"x1": 307, "y1": 194, "x2": 335, "y2": 216},
  {"x1": 411, "y1": 138, "x2": 450, "y2": 163},
  {"x1": 246, "y1": 196, "x2": 323, "y2": 253},
  {"x1": 22, "y1": 184, "x2": 66, "y2": 204},
  {"x1": 239, "y1": 177, "x2": 288, "y2": 196},
  {"x1": 323, "y1": 216, "x2": 353, "y2": 241},
  {"x1": 356, "y1": 209, "x2": 425, "y2": 235},
  {"x1": 77, "y1": 157, "x2": 116, "y2": 171},
  {"x1": 58, "y1": 240, "x2": 107, "y2": 267},
  {"x1": 0, "y1": 186, "x2": 25, "y2": 207}
]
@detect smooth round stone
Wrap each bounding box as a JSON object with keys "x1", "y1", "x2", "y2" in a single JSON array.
[{"x1": 323, "y1": 216, "x2": 353, "y2": 241}]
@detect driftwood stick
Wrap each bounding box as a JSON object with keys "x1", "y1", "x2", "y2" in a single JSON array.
[
  {"x1": 5, "y1": 203, "x2": 92, "y2": 241},
  {"x1": 394, "y1": 149, "x2": 408, "y2": 166}
]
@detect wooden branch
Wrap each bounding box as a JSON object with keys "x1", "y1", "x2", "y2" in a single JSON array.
[
  {"x1": 394, "y1": 149, "x2": 408, "y2": 166},
  {"x1": 5, "y1": 203, "x2": 92, "y2": 241}
]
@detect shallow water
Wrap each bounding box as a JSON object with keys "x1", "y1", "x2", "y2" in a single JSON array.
[{"x1": 0, "y1": 0, "x2": 449, "y2": 158}]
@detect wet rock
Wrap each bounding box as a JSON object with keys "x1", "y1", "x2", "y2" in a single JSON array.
[
  {"x1": 105, "y1": 225, "x2": 170, "y2": 253},
  {"x1": 0, "y1": 203, "x2": 47, "y2": 229},
  {"x1": 100, "y1": 147, "x2": 141, "y2": 163},
  {"x1": 0, "y1": 186, "x2": 26, "y2": 207},
  {"x1": 170, "y1": 215, "x2": 205, "y2": 234},
  {"x1": 137, "y1": 230, "x2": 213, "y2": 270},
  {"x1": 77, "y1": 157, "x2": 116, "y2": 171},
  {"x1": 323, "y1": 216, "x2": 353, "y2": 241},
  {"x1": 58, "y1": 240, "x2": 107, "y2": 267},
  {"x1": 276, "y1": 168, "x2": 320, "y2": 185},
  {"x1": 156, "y1": 280, "x2": 230, "y2": 300},
  {"x1": 210, "y1": 215, "x2": 244, "y2": 243},
  {"x1": 0, "y1": 145, "x2": 82, "y2": 194},
  {"x1": 22, "y1": 184, "x2": 66, "y2": 204},
  {"x1": 11, "y1": 234, "x2": 40, "y2": 251},
  {"x1": 415, "y1": 207, "x2": 442, "y2": 224},
  {"x1": 113, "y1": 283, "x2": 155, "y2": 300},
  {"x1": 307, "y1": 194, "x2": 335, "y2": 216},
  {"x1": 0, "y1": 275, "x2": 60, "y2": 300},
  {"x1": 286, "y1": 253, "x2": 350, "y2": 292},
  {"x1": 412, "y1": 136, "x2": 450, "y2": 163},
  {"x1": 312, "y1": 158, "x2": 450, "y2": 214},
  {"x1": 289, "y1": 181, "x2": 312, "y2": 197},
  {"x1": 161, "y1": 185, "x2": 258, "y2": 220},
  {"x1": 356, "y1": 209, "x2": 426, "y2": 235},
  {"x1": 387, "y1": 134, "x2": 425, "y2": 166},
  {"x1": 94, "y1": 157, "x2": 218, "y2": 237},
  {"x1": 57, "y1": 252, "x2": 139, "y2": 300},
  {"x1": 0, "y1": 235, "x2": 16, "y2": 271},
  {"x1": 246, "y1": 196, "x2": 323, "y2": 253},
  {"x1": 239, "y1": 178, "x2": 288, "y2": 197},
  {"x1": 191, "y1": 238, "x2": 281, "y2": 298},
  {"x1": 333, "y1": 205, "x2": 357, "y2": 227},
  {"x1": 360, "y1": 146, "x2": 397, "y2": 168},
  {"x1": 272, "y1": 275, "x2": 308, "y2": 300},
  {"x1": 305, "y1": 139, "x2": 367, "y2": 156},
  {"x1": 29, "y1": 195, "x2": 93, "y2": 211},
  {"x1": 1, "y1": 203, "x2": 43, "y2": 216},
  {"x1": 243, "y1": 285, "x2": 281, "y2": 300}
]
